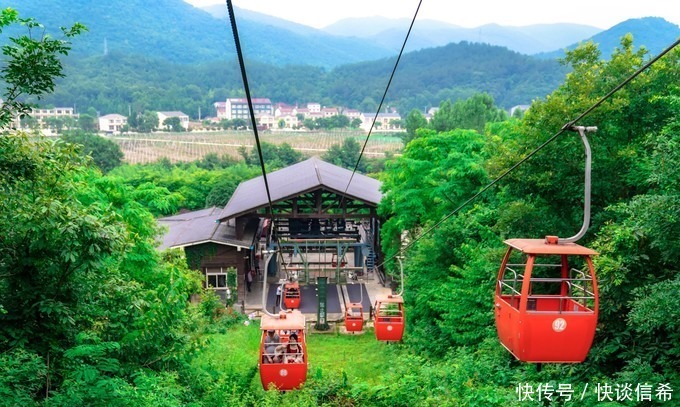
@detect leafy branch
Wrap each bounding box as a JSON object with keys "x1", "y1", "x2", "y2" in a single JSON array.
[{"x1": 0, "y1": 8, "x2": 86, "y2": 129}]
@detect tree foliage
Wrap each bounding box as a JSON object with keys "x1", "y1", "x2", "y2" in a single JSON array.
[
  {"x1": 61, "y1": 131, "x2": 124, "y2": 172},
  {"x1": 0, "y1": 8, "x2": 85, "y2": 128},
  {"x1": 2, "y1": 10, "x2": 679, "y2": 403},
  {"x1": 378, "y1": 36, "x2": 680, "y2": 389}
]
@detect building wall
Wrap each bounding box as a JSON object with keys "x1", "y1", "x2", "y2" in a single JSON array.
[{"x1": 185, "y1": 243, "x2": 251, "y2": 306}]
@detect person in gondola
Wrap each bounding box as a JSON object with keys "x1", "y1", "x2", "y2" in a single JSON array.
[
  {"x1": 279, "y1": 333, "x2": 303, "y2": 364},
  {"x1": 263, "y1": 329, "x2": 280, "y2": 363}
]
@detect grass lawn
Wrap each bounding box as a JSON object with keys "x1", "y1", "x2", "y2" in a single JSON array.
[{"x1": 192, "y1": 321, "x2": 403, "y2": 388}]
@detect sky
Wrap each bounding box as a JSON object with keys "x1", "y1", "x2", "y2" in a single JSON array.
[{"x1": 184, "y1": 0, "x2": 680, "y2": 30}]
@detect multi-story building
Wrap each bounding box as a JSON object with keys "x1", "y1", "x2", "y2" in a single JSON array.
[
  {"x1": 15, "y1": 107, "x2": 79, "y2": 130},
  {"x1": 98, "y1": 114, "x2": 127, "y2": 133},
  {"x1": 30, "y1": 107, "x2": 78, "y2": 121},
  {"x1": 321, "y1": 107, "x2": 339, "y2": 118},
  {"x1": 214, "y1": 98, "x2": 406, "y2": 132},
  {"x1": 214, "y1": 102, "x2": 227, "y2": 120},
  {"x1": 306, "y1": 102, "x2": 321, "y2": 113},
  {"x1": 342, "y1": 108, "x2": 362, "y2": 122},
  {"x1": 225, "y1": 98, "x2": 272, "y2": 120},
  {"x1": 359, "y1": 112, "x2": 403, "y2": 132}
]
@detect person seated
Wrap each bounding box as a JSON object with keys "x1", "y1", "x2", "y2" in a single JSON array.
[
  {"x1": 281, "y1": 333, "x2": 303, "y2": 364},
  {"x1": 263, "y1": 329, "x2": 280, "y2": 363}
]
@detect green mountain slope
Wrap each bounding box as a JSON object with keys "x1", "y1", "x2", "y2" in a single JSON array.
[
  {"x1": 536, "y1": 17, "x2": 680, "y2": 59},
  {"x1": 1, "y1": 0, "x2": 394, "y2": 67},
  {"x1": 38, "y1": 41, "x2": 565, "y2": 118}
]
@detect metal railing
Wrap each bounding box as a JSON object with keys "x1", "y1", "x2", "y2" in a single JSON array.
[{"x1": 498, "y1": 264, "x2": 596, "y2": 313}]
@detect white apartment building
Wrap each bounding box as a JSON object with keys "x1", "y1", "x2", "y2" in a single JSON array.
[{"x1": 98, "y1": 114, "x2": 127, "y2": 133}]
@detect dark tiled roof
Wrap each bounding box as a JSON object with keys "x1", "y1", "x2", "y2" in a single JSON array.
[
  {"x1": 218, "y1": 157, "x2": 382, "y2": 221},
  {"x1": 157, "y1": 207, "x2": 259, "y2": 250},
  {"x1": 156, "y1": 158, "x2": 380, "y2": 250}
]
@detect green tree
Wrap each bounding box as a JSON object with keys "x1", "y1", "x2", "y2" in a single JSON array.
[
  {"x1": 359, "y1": 97, "x2": 377, "y2": 112},
  {"x1": 163, "y1": 116, "x2": 183, "y2": 132},
  {"x1": 378, "y1": 129, "x2": 492, "y2": 355},
  {"x1": 137, "y1": 111, "x2": 159, "y2": 132},
  {"x1": 77, "y1": 113, "x2": 97, "y2": 132},
  {"x1": 19, "y1": 115, "x2": 40, "y2": 130},
  {"x1": 238, "y1": 142, "x2": 304, "y2": 168},
  {"x1": 0, "y1": 13, "x2": 207, "y2": 405},
  {"x1": 403, "y1": 108, "x2": 427, "y2": 144},
  {"x1": 231, "y1": 118, "x2": 247, "y2": 130},
  {"x1": 61, "y1": 131, "x2": 124, "y2": 173},
  {"x1": 322, "y1": 137, "x2": 363, "y2": 170},
  {"x1": 0, "y1": 8, "x2": 86, "y2": 128},
  {"x1": 328, "y1": 114, "x2": 350, "y2": 129},
  {"x1": 0, "y1": 134, "x2": 126, "y2": 368},
  {"x1": 429, "y1": 93, "x2": 506, "y2": 133},
  {"x1": 44, "y1": 116, "x2": 65, "y2": 132},
  {"x1": 303, "y1": 118, "x2": 318, "y2": 130}
]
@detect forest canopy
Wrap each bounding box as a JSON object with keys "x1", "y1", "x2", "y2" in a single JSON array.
[{"x1": 1, "y1": 8, "x2": 679, "y2": 406}]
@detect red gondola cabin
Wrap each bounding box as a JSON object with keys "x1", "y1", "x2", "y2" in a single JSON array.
[
  {"x1": 283, "y1": 281, "x2": 301, "y2": 309},
  {"x1": 332, "y1": 253, "x2": 347, "y2": 267},
  {"x1": 345, "y1": 303, "x2": 364, "y2": 332},
  {"x1": 373, "y1": 294, "x2": 405, "y2": 341},
  {"x1": 494, "y1": 237, "x2": 599, "y2": 363},
  {"x1": 259, "y1": 310, "x2": 307, "y2": 390}
]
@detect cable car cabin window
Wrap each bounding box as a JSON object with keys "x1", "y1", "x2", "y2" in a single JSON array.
[
  {"x1": 498, "y1": 252, "x2": 595, "y2": 313},
  {"x1": 377, "y1": 302, "x2": 403, "y2": 320},
  {"x1": 497, "y1": 249, "x2": 525, "y2": 309}
]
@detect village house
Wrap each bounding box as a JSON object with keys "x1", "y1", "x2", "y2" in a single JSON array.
[
  {"x1": 321, "y1": 107, "x2": 339, "y2": 118},
  {"x1": 214, "y1": 97, "x2": 408, "y2": 132},
  {"x1": 213, "y1": 101, "x2": 227, "y2": 120},
  {"x1": 157, "y1": 111, "x2": 190, "y2": 130},
  {"x1": 359, "y1": 112, "x2": 403, "y2": 132},
  {"x1": 98, "y1": 114, "x2": 127, "y2": 133}
]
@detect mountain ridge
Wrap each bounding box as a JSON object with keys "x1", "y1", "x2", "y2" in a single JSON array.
[{"x1": 4, "y1": 0, "x2": 678, "y2": 68}]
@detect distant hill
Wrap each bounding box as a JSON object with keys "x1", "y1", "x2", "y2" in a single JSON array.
[
  {"x1": 322, "y1": 41, "x2": 568, "y2": 110},
  {"x1": 4, "y1": 0, "x2": 673, "y2": 119},
  {"x1": 4, "y1": 1, "x2": 677, "y2": 69},
  {"x1": 1, "y1": 0, "x2": 394, "y2": 68},
  {"x1": 1, "y1": 0, "x2": 234, "y2": 63},
  {"x1": 536, "y1": 17, "x2": 680, "y2": 59},
  {"x1": 38, "y1": 40, "x2": 567, "y2": 121},
  {"x1": 323, "y1": 18, "x2": 602, "y2": 55}
]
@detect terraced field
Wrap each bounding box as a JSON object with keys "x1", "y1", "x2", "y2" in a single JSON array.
[{"x1": 109, "y1": 130, "x2": 403, "y2": 164}]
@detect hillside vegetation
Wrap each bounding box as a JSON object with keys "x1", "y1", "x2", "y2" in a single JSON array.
[
  {"x1": 8, "y1": 0, "x2": 677, "y2": 119},
  {"x1": 39, "y1": 42, "x2": 566, "y2": 121},
  {"x1": 1, "y1": 8, "x2": 679, "y2": 407}
]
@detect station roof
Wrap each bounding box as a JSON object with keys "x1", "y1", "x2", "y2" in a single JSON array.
[
  {"x1": 157, "y1": 207, "x2": 259, "y2": 250},
  {"x1": 157, "y1": 158, "x2": 381, "y2": 251},
  {"x1": 218, "y1": 157, "x2": 382, "y2": 221}
]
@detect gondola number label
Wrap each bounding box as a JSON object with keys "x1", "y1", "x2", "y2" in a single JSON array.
[{"x1": 552, "y1": 318, "x2": 567, "y2": 332}]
